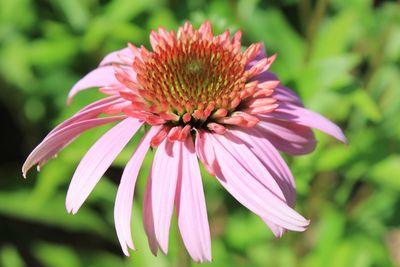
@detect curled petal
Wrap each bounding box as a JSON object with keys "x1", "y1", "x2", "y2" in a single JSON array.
[{"x1": 22, "y1": 116, "x2": 126, "y2": 178}]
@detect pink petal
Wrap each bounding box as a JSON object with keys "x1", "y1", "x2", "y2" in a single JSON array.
[
  {"x1": 260, "y1": 104, "x2": 347, "y2": 144},
  {"x1": 246, "y1": 48, "x2": 304, "y2": 107},
  {"x1": 262, "y1": 218, "x2": 286, "y2": 238},
  {"x1": 150, "y1": 139, "x2": 182, "y2": 254},
  {"x1": 270, "y1": 103, "x2": 348, "y2": 144},
  {"x1": 246, "y1": 44, "x2": 266, "y2": 69},
  {"x1": 99, "y1": 48, "x2": 133, "y2": 66},
  {"x1": 201, "y1": 131, "x2": 309, "y2": 231},
  {"x1": 229, "y1": 127, "x2": 296, "y2": 206},
  {"x1": 176, "y1": 137, "x2": 211, "y2": 263},
  {"x1": 66, "y1": 118, "x2": 142, "y2": 214},
  {"x1": 47, "y1": 96, "x2": 124, "y2": 138},
  {"x1": 143, "y1": 174, "x2": 159, "y2": 255},
  {"x1": 255, "y1": 72, "x2": 304, "y2": 106},
  {"x1": 228, "y1": 128, "x2": 295, "y2": 237},
  {"x1": 274, "y1": 85, "x2": 304, "y2": 107},
  {"x1": 67, "y1": 66, "x2": 120, "y2": 104},
  {"x1": 213, "y1": 132, "x2": 287, "y2": 203},
  {"x1": 22, "y1": 116, "x2": 126, "y2": 178},
  {"x1": 217, "y1": 130, "x2": 302, "y2": 238},
  {"x1": 255, "y1": 118, "x2": 317, "y2": 155},
  {"x1": 114, "y1": 126, "x2": 160, "y2": 255},
  {"x1": 230, "y1": 128, "x2": 296, "y2": 238},
  {"x1": 194, "y1": 130, "x2": 217, "y2": 175}
]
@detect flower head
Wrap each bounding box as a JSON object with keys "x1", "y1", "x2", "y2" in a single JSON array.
[{"x1": 22, "y1": 21, "x2": 347, "y2": 262}]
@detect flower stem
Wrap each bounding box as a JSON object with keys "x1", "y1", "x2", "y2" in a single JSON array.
[{"x1": 304, "y1": 0, "x2": 328, "y2": 62}]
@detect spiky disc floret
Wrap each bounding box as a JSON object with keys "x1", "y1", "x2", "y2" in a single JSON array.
[{"x1": 113, "y1": 21, "x2": 279, "y2": 145}]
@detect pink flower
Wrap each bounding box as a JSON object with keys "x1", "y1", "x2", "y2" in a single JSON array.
[{"x1": 22, "y1": 21, "x2": 347, "y2": 262}]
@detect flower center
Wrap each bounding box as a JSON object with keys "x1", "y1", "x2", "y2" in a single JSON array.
[
  {"x1": 134, "y1": 38, "x2": 246, "y2": 118},
  {"x1": 114, "y1": 22, "x2": 279, "y2": 144}
]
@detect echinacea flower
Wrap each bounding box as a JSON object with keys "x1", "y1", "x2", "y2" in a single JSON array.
[{"x1": 22, "y1": 21, "x2": 347, "y2": 262}]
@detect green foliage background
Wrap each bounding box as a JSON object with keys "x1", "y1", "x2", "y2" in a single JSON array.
[{"x1": 1, "y1": 0, "x2": 399, "y2": 266}]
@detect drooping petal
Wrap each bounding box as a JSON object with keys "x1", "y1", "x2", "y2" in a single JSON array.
[
  {"x1": 201, "y1": 131, "x2": 309, "y2": 231},
  {"x1": 229, "y1": 127, "x2": 296, "y2": 237},
  {"x1": 99, "y1": 48, "x2": 133, "y2": 66},
  {"x1": 266, "y1": 103, "x2": 348, "y2": 143},
  {"x1": 229, "y1": 127, "x2": 296, "y2": 206},
  {"x1": 22, "y1": 116, "x2": 126, "y2": 177},
  {"x1": 143, "y1": 174, "x2": 159, "y2": 256},
  {"x1": 66, "y1": 118, "x2": 143, "y2": 214},
  {"x1": 114, "y1": 126, "x2": 159, "y2": 255},
  {"x1": 255, "y1": 117, "x2": 317, "y2": 155},
  {"x1": 212, "y1": 130, "x2": 300, "y2": 235},
  {"x1": 214, "y1": 132, "x2": 287, "y2": 202},
  {"x1": 176, "y1": 137, "x2": 211, "y2": 263},
  {"x1": 150, "y1": 139, "x2": 182, "y2": 254},
  {"x1": 67, "y1": 66, "x2": 120, "y2": 104},
  {"x1": 47, "y1": 96, "x2": 124, "y2": 137}
]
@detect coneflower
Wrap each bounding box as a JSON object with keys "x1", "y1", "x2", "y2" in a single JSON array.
[{"x1": 22, "y1": 21, "x2": 347, "y2": 262}]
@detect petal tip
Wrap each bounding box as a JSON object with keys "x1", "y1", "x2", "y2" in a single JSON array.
[
  {"x1": 121, "y1": 244, "x2": 135, "y2": 257},
  {"x1": 65, "y1": 199, "x2": 76, "y2": 214},
  {"x1": 341, "y1": 134, "x2": 349, "y2": 145},
  {"x1": 66, "y1": 96, "x2": 73, "y2": 106},
  {"x1": 21, "y1": 167, "x2": 28, "y2": 179},
  {"x1": 158, "y1": 243, "x2": 168, "y2": 255}
]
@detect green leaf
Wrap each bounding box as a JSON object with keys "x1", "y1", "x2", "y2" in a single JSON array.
[
  {"x1": 369, "y1": 156, "x2": 400, "y2": 191},
  {"x1": 33, "y1": 243, "x2": 82, "y2": 267},
  {"x1": 351, "y1": 90, "x2": 382, "y2": 122},
  {"x1": 51, "y1": 0, "x2": 90, "y2": 31},
  {"x1": 0, "y1": 245, "x2": 26, "y2": 267}
]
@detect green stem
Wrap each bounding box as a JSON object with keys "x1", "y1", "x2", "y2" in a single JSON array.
[
  {"x1": 304, "y1": 0, "x2": 329, "y2": 62},
  {"x1": 298, "y1": 0, "x2": 311, "y2": 34}
]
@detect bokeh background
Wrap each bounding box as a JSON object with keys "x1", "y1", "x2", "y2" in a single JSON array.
[{"x1": 1, "y1": 0, "x2": 400, "y2": 266}]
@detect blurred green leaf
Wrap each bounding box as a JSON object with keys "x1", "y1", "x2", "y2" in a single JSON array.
[
  {"x1": 225, "y1": 212, "x2": 271, "y2": 249},
  {"x1": 351, "y1": 90, "x2": 381, "y2": 122},
  {"x1": 369, "y1": 156, "x2": 400, "y2": 191},
  {"x1": 0, "y1": 190, "x2": 110, "y2": 237},
  {"x1": 0, "y1": 245, "x2": 26, "y2": 267},
  {"x1": 0, "y1": 0, "x2": 35, "y2": 34},
  {"x1": 51, "y1": 0, "x2": 90, "y2": 32},
  {"x1": 34, "y1": 243, "x2": 82, "y2": 267}
]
